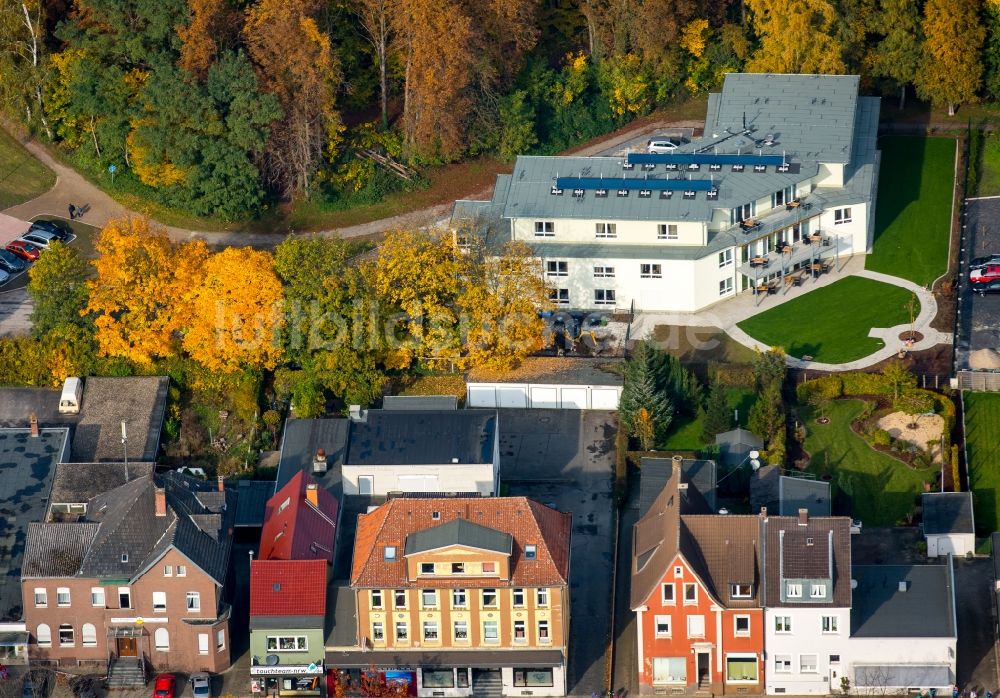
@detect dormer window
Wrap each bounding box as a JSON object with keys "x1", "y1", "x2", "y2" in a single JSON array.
[
  {"x1": 451, "y1": 562, "x2": 465, "y2": 574},
  {"x1": 730, "y1": 583, "x2": 752, "y2": 599},
  {"x1": 420, "y1": 563, "x2": 435, "y2": 574},
  {"x1": 524, "y1": 545, "x2": 537, "y2": 560},
  {"x1": 432, "y1": 511, "x2": 440, "y2": 520},
  {"x1": 810, "y1": 584, "x2": 827, "y2": 598},
  {"x1": 278, "y1": 496, "x2": 291, "y2": 513},
  {"x1": 121, "y1": 553, "x2": 128, "y2": 563},
  {"x1": 481, "y1": 562, "x2": 496, "y2": 573},
  {"x1": 786, "y1": 583, "x2": 802, "y2": 598},
  {"x1": 384, "y1": 546, "x2": 397, "y2": 561}
]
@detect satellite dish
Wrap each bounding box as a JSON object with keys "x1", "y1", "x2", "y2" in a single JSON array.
[
  {"x1": 749, "y1": 450, "x2": 760, "y2": 459},
  {"x1": 266, "y1": 655, "x2": 279, "y2": 666},
  {"x1": 751, "y1": 459, "x2": 761, "y2": 471},
  {"x1": 718, "y1": 507, "x2": 730, "y2": 515}
]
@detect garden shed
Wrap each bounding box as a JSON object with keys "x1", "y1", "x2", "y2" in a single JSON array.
[{"x1": 921, "y1": 492, "x2": 975, "y2": 558}]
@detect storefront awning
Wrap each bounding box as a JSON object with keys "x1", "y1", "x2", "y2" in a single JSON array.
[
  {"x1": 854, "y1": 665, "x2": 952, "y2": 687},
  {"x1": 325, "y1": 649, "x2": 565, "y2": 670},
  {"x1": 0, "y1": 632, "x2": 28, "y2": 646}
]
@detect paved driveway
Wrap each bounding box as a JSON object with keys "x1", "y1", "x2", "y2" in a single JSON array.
[
  {"x1": 955, "y1": 557, "x2": 999, "y2": 691},
  {"x1": 498, "y1": 409, "x2": 617, "y2": 696}
]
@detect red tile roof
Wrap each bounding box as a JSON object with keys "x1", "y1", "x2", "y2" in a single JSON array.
[
  {"x1": 250, "y1": 559, "x2": 328, "y2": 616},
  {"x1": 259, "y1": 471, "x2": 338, "y2": 561},
  {"x1": 351, "y1": 497, "x2": 571, "y2": 589}
]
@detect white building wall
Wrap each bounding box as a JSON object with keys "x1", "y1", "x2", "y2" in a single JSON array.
[
  {"x1": 764, "y1": 607, "x2": 851, "y2": 695},
  {"x1": 926, "y1": 533, "x2": 975, "y2": 558},
  {"x1": 340, "y1": 463, "x2": 497, "y2": 496},
  {"x1": 817, "y1": 203, "x2": 870, "y2": 255},
  {"x1": 512, "y1": 217, "x2": 707, "y2": 246},
  {"x1": 500, "y1": 665, "x2": 566, "y2": 697},
  {"x1": 845, "y1": 637, "x2": 956, "y2": 692},
  {"x1": 816, "y1": 163, "x2": 846, "y2": 187}
]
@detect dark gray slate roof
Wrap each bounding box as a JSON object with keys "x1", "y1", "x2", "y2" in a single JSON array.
[
  {"x1": 70, "y1": 377, "x2": 168, "y2": 463},
  {"x1": 234, "y1": 480, "x2": 275, "y2": 527},
  {"x1": 22, "y1": 522, "x2": 99, "y2": 577},
  {"x1": 779, "y1": 476, "x2": 831, "y2": 517},
  {"x1": 382, "y1": 395, "x2": 458, "y2": 411},
  {"x1": 276, "y1": 418, "x2": 349, "y2": 491},
  {"x1": 638, "y1": 458, "x2": 716, "y2": 516},
  {"x1": 0, "y1": 388, "x2": 75, "y2": 427},
  {"x1": 346, "y1": 410, "x2": 497, "y2": 466},
  {"x1": 49, "y1": 462, "x2": 155, "y2": 505},
  {"x1": 715, "y1": 428, "x2": 764, "y2": 467},
  {"x1": 854, "y1": 665, "x2": 952, "y2": 688},
  {"x1": 922, "y1": 492, "x2": 975, "y2": 535},
  {"x1": 851, "y1": 564, "x2": 956, "y2": 638},
  {"x1": 404, "y1": 518, "x2": 512, "y2": 556}
]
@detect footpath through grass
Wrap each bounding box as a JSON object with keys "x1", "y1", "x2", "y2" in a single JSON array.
[
  {"x1": 802, "y1": 399, "x2": 934, "y2": 526},
  {"x1": 0, "y1": 129, "x2": 55, "y2": 209},
  {"x1": 736, "y1": 276, "x2": 914, "y2": 364},
  {"x1": 964, "y1": 392, "x2": 1000, "y2": 534},
  {"x1": 867, "y1": 136, "x2": 954, "y2": 286}
]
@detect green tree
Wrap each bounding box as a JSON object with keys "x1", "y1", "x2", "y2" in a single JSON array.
[
  {"x1": 985, "y1": 0, "x2": 1000, "y2": 101},
  {"x1": 869, "y1": 0, "x2": 922, "y2": 108},
  {"x1": 915, "y1": 0, "x2": 985, "y2": 116},
  {"x1": 27, "y1": 241, "x2": 90, "y2": 338},
  {"x1": 752, "y1": 347, "x2": 786, "y2": 392},
  {"x1": 620, "y1": 343, "x2": 674, "y2": 442},
  {"x1": 744, "y1": 0, "x2": 846, "y2": 74},
  {"x1": 749, "y1": 382, "x2": 784, "y2": 445},
  {"x1": 701, "y1": 380, "x2": 732, "y2": 443},
  {"x1": 895, "y1": 389, "x2": 934, "y2": 427},
  {"x1": 881, "y1": 360, "x2": 917, "y2": 401}
]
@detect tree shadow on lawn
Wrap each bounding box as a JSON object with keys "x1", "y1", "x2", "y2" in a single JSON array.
[
  {"x1": 785, "y1": 341, "x2": 821, "y2": 360},
  {"x1": 872, "y1": 136, "x2": 926, "y2": 247}
]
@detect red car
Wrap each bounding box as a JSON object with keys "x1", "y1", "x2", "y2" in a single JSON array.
[
  {"x1": 153, "y1": 674, "x2": 176, "y2": 698},
  {"x1": 6, "y1": 239, "x2": 40, "y2": 262},
  {"x1": 970, "y1": 264, "x2": 1000, "y2": 283}
]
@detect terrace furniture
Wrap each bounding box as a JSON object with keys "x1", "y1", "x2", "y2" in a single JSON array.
[
  {"x1": 786, "y1": 199, "x2": 801, "y2": 210},
  {"x1": 782, "y1": 244, "x2": 793, "y2": 254},
  {"x1": 750, "y1": 256, "x2": 768, "y2": 268}
]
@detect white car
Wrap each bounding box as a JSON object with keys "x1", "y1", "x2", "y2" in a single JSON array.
[
  {"x1": 19, "y1": 232, "x2": 54, "y2": 249},
  {"x1": 190, "y1": 673, "x2": 212, "y2": 698},
  {"x1": 647, "y1": 139, "x2": 681, "y2": 154}
]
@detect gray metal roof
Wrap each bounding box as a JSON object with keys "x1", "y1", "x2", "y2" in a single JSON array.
[
  {"x1": 779, "y1": 476, "x2": 831, "y2": 516},
  {"x1": 851, "y1": 564, "x2": 956, "y2": 638},
  {"x1": 854, "y1": 665, "x2": 953, "y2": 688},
  {"x1": 638, "y1": 458, "x2": 716, "y2": 516},
  {"x1": 22, "y1": 522, "x2": 99, "y2": 577},
  {"x1": 48, "y1": 461, "x2": 155, "y2": 505},
  {"x1": 403, "y1": 518, "x2": 513, "y2": 556},
  {"x1": 70, "y1": 376, "x2": 169, "y2": 463},
  {"x1": 346, "y1": 409, "x2": 497, "y2": 466},
  {"x1": 276, "y1": 418, "x2": 349, "y2": 491},
  {"x1": 234, "y1": 480, "x2": 275, "y2": 527},
  {"x1": 0, "y1": 387, "x2": 76, "y2": 428},
  {"x1": 716, "y1": 428, "x2": 764, "y2": 467},
  {"x1": 922, "y1": 492, "x2": 975, "y2": 535},
  {"x1": 382, "y1": 395, "x2": 458, "y2": 411}
]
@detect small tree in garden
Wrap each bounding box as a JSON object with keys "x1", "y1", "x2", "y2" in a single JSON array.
[
  {"x1": 262, "y1": 409, "x2": 282, "y2": 445},
  {"x1": 807, "y1": 390, "x2": 831, "y2": 422},
  {"x1": 881, "y1": 359, "x2": 916, "y2": 401},
  {"x1": 895, "y1": 389, "x2": 934, "y2": 429},
  {"x1": 701, "y1": 380, "x2": 732, "y2": 442},
  {"x1": 635, "y1": 408, "x2": 656, "y2": 450}
]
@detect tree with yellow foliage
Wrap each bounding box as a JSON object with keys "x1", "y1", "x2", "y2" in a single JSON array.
[
  {"x1": 915, "y1": 0, "x2": 985, "y2": 116},
  {"x1": 744, "y1": 0, "x2": 846, "y2": 74},
  {"x1": 182, "y1": 247, "x2": 286, "y2": 372},
  {"x1": 85, "y1": 217, "x2": 208, "y2": 365}
]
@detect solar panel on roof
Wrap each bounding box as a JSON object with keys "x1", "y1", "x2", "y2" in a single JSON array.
[{"x1": 555, "y1": 176, "x2": 715, "y2": 192}]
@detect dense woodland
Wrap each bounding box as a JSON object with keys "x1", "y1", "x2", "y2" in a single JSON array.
[{"x1": 0, "y1": 0, "x2": 993, "y2": 220}]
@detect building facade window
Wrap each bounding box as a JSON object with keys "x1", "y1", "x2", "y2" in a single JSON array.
[
  {"x1": 82, "y1": 623, "x2": 97, "y2": 647},
  {"x1": 834, "y1": 208, "x2": 852, "y2": 225},
  {"x1": 420, "y1": 562, "x2": 434, "y2": 574},
  {"x1": 593, "y1": 265, "x2": 615, "y2": 278},
  {"x1": 537, "y1": 588, "x2": 549, "y2": 607},
  {"x1": 534, "y1": 221, "x2": 555, "y2": 237},
  {"x1": 34, "y1": 589, "x2": 47, "y2": 607},
  {"x1": 482, "y1": 588, "x2": 498, "y2": 607},
  {"x1": 216, "y1": 630, "x2": 225, "y2": 651},
  {"x1": 640, "y1": 263, "x2": 663, "y2": 278},
  {"x1": 525, "y1": 545, "x2": 537, "y2": 559},
  {"x1": 719, "y1": 277, "x2": 734, "y2": 296},
  {"x1": 422, "y1": 670, "x2": 454, "y2": 688},
  {"x1": 538, "y1": 620, "x2": 550, "y2": 643},
  {"x1": 774, "y1": 616, "x2": 792, "y2": 633},
  {"x1": 422, "y1": 621, "x2": 438, "y2": 641},
  {"x1": 394, "y1": 590, "x2": 407, "y2": 608},
  {"x1": 662, "y1": 583, "x2": 675, "y2": 604},
  {"x1": 731, "y1": 583, "x2": 751, "y2": 598},
  {"x1": 420, "y1": 589, "x2": 437, "y2": 608},
  {"x1": 198, "y1": 633, "x2": 209, "y2": 655},
  {"x1": 658, "y1": 224, "x2": 678, "y2": 240},
  {"x1": 786, "y1": 583, "x2": 802, "y2": 598},
  {"x1": 800, "y1": 655, "x2": 818, "y2": 673},
  {"x1": 154, "y1": 628, "x2": 169, "y2": 651},
  {"x1": 734, "y1": 615, "x2": 751, "y2": 636},
  {"x1": 513, "y1": 589, "x2": 525, "y2": 607},
  {"x1": 395, "y1": 622, "x2": 408, "y2": 641},
  {"x1": 719, "y1": 249, "x2": 733, "y2": 267},
  {"x1": 822, "y1": 615, "x2": 839, "y2": 633},
  {"x1": 152, "y1": 591, "x2": 167, "y2": 612},
  {"x1": 266, "y1": 636, "x2": 307, "y2": 651},
  {"x1": 595, "y1": 223, "x2": 617, "y2": 238},
  {"x1": 454, "y1": 621, "x2": 469, "y2": 641},
  {"x1": 594, "y1": 289, "x2": 616, "y2": 306},
  {"x1": 452, "y1": 589, "x2": 467, "y2": 608},
  {"x1": 687, "y1": 615, "x2": 705, "y2": 638},
  {"x1": 186, "y1": 592, "x2": 200, "y2": 612},
  {"x1": 372, "y1": 623, "x2": 384, "y2": 642},
  {"x1": 652, "y1": 657, "x2": 686, "y2": 685},
  {"x1": 683, "y1": 583, "x2": 697, "y2": 604},
  {"x1": 91, "y1": 588, "x2": 105, "y2": 607},
  {"x1": 482, "y1": 561, "x2": 497, "y2": 573},
  {"x1": 654, "y1": 616, "x2": 671, "y2": 638},
  {"x1": 513, "y1": 620, "x2": 526, "y2": 643},
  {"x1": 451, "y1": 562, "x2": 465, "y2": 574},
  {"x1": 810, "y1": 583, "x2": 827, "y2": 598},
  {"x1": 163, "y1": 565, "x2": 173, "y2": 577},
  {"x1": 58, "y1": 624, "x2": 74, "y2": 647},
  {"x1": 176, "y1": 565, "x2": 186, "y2": 577},
  {"x1": 727, "y1": 656, "x2": 759, "y2": 683},
  {"x1": 371, "y1": 590, "x2": 383, "y2": 608},
  {"x1": 56, "y1": 588, "x2": 70, "y2": 607},
  {"x1": 548, "y1": 288, "x2": 569, "y2": 305},
  {"x1": 383, "y1": 546, "x2": 396, "y2": 561},
  {"x1": 483, "y1": 621, "x2": 499, "y2": 643},
  {"x1": 118, "y1": 587, "x2": 131, "y2": 609},
  {"x1": 36, "y1": 624, "x2": 51, "y2": 647},
  {"x1": 774, "y1": 655, "x2": 792, "y2": 673},
  {"x1": 514, "y1": 669, "x2": 554, "y2": 688},
  {"x1": 546, "y1": 260, "x2": 568, "y2": 276}
]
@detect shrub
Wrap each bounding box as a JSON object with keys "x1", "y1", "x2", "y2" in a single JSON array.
[
  {"x1": 840, "y1": 371, "x2": 893, "y2": 396},
  {"x1": 796, "y1": 374, "x2": 843, "y2": 403},
  {"x1": 951, "y1": 444, "x2": 961, "y2": 492},
  {"x1": 873, "y1": 429, "x2": 892, "y2": 447},
  {"x1": 710, "y1": 362, "x2": 756, "y2": 388}
]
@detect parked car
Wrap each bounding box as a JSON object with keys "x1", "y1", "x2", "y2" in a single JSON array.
[
  {"x1": 6, "y1": 239, "x2": 40, "y2": 261},
  {"x1": 0, "y1": 249, "x2": 25, "y2": 273},
  {"x1": 969, "y1": 264, "x2": 1000, "y2": 283},
  {"x1": 153, "y1": 674, "x2": 176, "y2": 698},
  {"x1": 0, "y1": 269, "x2": 10, "y2": 286},
  {"x1": 973, "y1": 278, "x2": 1000, "y2": 296},
  {"x1": 647, "y1": 138, "x2": 682, "y2": 154},
  {"x1": 28, "y1": 219, "x2": 72, "y2": 241},
  {"x1": 190, "y1": 673, "x2": 213, "y2": 698},
  {"x1": 20, "y1": 231, "x2": 55, "y2": 249}
]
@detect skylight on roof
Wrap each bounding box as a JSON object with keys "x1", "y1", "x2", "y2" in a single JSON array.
[{"x1": 384, "y1": 545, "x2": 397, "y2": 561}]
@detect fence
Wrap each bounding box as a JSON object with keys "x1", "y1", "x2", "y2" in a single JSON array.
[{"x1": 956, "y1": 370, "x2": 1000, "y2": 391}]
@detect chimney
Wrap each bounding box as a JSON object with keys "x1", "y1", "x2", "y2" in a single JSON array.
[
  {"x1": 671, "y1": 454, "x2": 684, "y2": 473},
  {"x1": 306, "y1": 483, "x2": 319, "y2": 506},
  {"x1": 217, "y1": 475, "x2": 225, "y2": 493},
  {"x1": 154, "y1": 487, "x2": 167, "y2": 517},
  {"x1": 29, "y1": 414, "x2": 38, "y2": 438},
  {"x1": 798, "y1": 508, "x2": 809, "y2": 526},
  {"x1": 349, "y1": 405, "x2": 362, "y2": 420},
  {"x1": 897, "y1": 580, "x2": 909, "y2": 593},
  {"x1": 759, "y1": 506, "x2": 768, "y2": 519},
  {"x1": 313, "y1": 448, "x2": 328, "y2": 474}
]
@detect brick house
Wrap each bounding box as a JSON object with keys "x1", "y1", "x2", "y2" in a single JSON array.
[
  {"x1": 631, "y1": 460, "x2": 764, "y2": 695},
  {"x1": 20, "y1": 470, "x2": 234, "y2": 683}
]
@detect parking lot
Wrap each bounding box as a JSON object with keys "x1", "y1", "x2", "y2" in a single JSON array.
[
  {"x1": 957, "y1": 199, "x2": 1000, "y2": 371},
  {"x1": 498, "y1": 409, "x2": 618, "y2": 696},
  {"x1": 595, "y1": 128, "x2": 697, "y2": 158}
]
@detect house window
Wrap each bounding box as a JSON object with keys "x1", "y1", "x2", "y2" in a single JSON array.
[
  {"x1": 118, "y1": 587, "x2": 131, "y2": 609},
  {"x1": 727, "y1": 656, "x2": 759, "y2": 682},
  {"x1": 595, "y1": 223, "x2": 617, "y2": 238},
  {"x1": 830, "y1": 655, "x2": 841, "y2": 664},
  {"x1": 774, "y1": 655, "x2": 792, "y2": 673},
  {"x1": 152, "y1": 591, "x2": 167, "y2": 612},
  {"x1": 58, "y1": 624, "x2": 74, "y2": 647},
  {"x1": 652, "y1": 657, "x2": 686, "y2": 685},
  {"x1": 91, "y1": 587, "x2": 105, "y2": 607},
  {"x1": 483, "y1": 621, "x2": 499, "y2": 643},
  {"x1": 834, "y1": 207, "x2": 852, "y2": 225},
  {"x1": 733, "y1": 202, "x2": 754, "y2": 223},
  {"x1": 514, "y1": 669, "x2": 554, "y2": 687},
  {"x1": 719, "y1": 277, "x2": 734, "y2": 296},
  {"x1": 683, "y1": 583, "x2": 697, "y2": 604},
  {"x1": 719, "y1": 249, "x2": 733, "y2": 267},
  {"x1": 372, "y1": 623, "x2": 384, "y2": 642},
  {"x1": 482, "y1": 588, "x2": 498, "y2": 607},
  {"x1": 658, "y1": 224, "x2": 678, "y2": 240},
  {"x1": 549, "y1": 288, "x2": 570, "y2": 305},
  {"x1": 395, "y1": 622, "x2": 408, "y2": 641},
  {"x1": 56, "y1": 588, "x2": 70, "y2": 607},
  {"x1": 422, "y1": 670, "x2": 454, "y2": 688},
  {"x1": 198, "y1": 633, "x2": 209, "y2": 655},
  {"x1": 662, "y1": 583, "x2": 675, "y2": 604},
  {"x1": 371, "y1": 590, "x2": 383, "y2": 608},
  {"x1": 810, "y1": 583, "x2": 827, "y2": 598},
  {"x1": 654, "y1": 616, "x2": 671, "y2": 638},
  {"x1": 538, "y1": 620, "x2": 550, "y2": 643},
  {"x1": 36, "y1": 624, "x2": 51, "y2": 647},
  {"x1": 593, "y1": 265, "x2": 615, "y2": 278},
  {"x1": 537, "y1": 588, "x2": 549, "y2": 607},
  {"x1": 33, "y1": 588, "x2": 47, "y2": 607},
  {"x1": 481, "y1": 561, "x2": 495, "y2": 573},
  {"x1": 176, "y1": 565, "x2": 186, "y2": 577},
  {"x1": 186, "y1": 592, "x2": 200, "y2": 612},
  {"x1": 457, "y1": 669, "x2": 470, "y2": 688},
  {"x1": 514, "y1": 620, "x2": 526, "y2": 643},
  {"x1": 454, "y1": 620, "x2": 469, "y2": 641},
  {"x1": 534, "y1": 221, "x2": 555, "y2": 236},
  {"x1": 421, "y1": 589, "x2": 437, "y2": 608},
  {"x1": 163, "y1": 565, "x2": 173, "y2": 577},
  {"x1": 452, "y1": 589, "x2": 467, "y2": 607},
  {"x1": 266, "y1": 636, "x2": 307, "y2": 651},
  {"x1": 546, "y1": 260, "x2": 568, "y2": 277},
  {"x1": 278, "y1": 496, "x2": 291, "y2": 513},
  {"x1": 775, "y1": 616, "x2": 792, "y2": 633},
  {"x1": 772, "y1": 186, "x2": 792, "y2": 207},
  {"x1": 674, "y1": 566, "x2": 683, "y2": 578},
  {"x1": 422, "y1": 621, "x2": 438, "y2": 641},
  {"x1": 730, "y1": 583, "x2": 752, "y2": 599},
  {"x1": 687, "y1": 615, "x2": 705, "y2": 638},
  {"x1": 786, "y1": 583, "x2": 802, "y2": 598},
  {"x1": 451, "y1": 562, "x2": 465, "y2": 574},
  {"x1": 383, "y1": 546, "x2": 396, "y2": 561},
  {"x1": 640, "y1": 263, "x2": 662, "y2": 278},
  {"x1": 822, "y1": 615, "x2": 839, "y2": 633},
  {"x1": 82, "y1": 624, "x2": 97, "y2": 647},
  {"x1": 800, "y1": 654, "x2": 818, "y2": 673},
  {"x1": 513, "y1": 588, "x2": 525, "y2": 607},
  {"x1": 525, "y1": 544, "x2": 537, "y2": 559},
  {"x1": 154, "y1": 628, "x2": 169, "y2": 651},
  {"x1": 216, "y1": 629, "x2": 225, "y2": 651},
  {"x1": 394, "y1": 590, "x2": 407, "y2": 608},
  {"x1": 594, "y1": 289, "x2": 616, "y2": 306},
  {"x1": 420, "y1": 562, "x2": 434, "y2": 574},
  {"x1": 734, "y1": 615, "x2": 751, "y2": 636}
]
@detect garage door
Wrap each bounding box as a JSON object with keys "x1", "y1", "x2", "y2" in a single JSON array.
[
  {"x1": 935, "y1": 536, "x2": 965, "y2": 557},
  {"x1": 467, "y1": 386, "x2": 497, "y2": 408},
  {"x1": 591, "y1": 388, "x2": 620, "y2": 409},
  {"x1": 396, "y1": 475, "x2": 439, "y2": 493},
  {"x1": 529, "y1": 386, "x2": 559, "y2": 408},
  {"x1": 498, "y1": 386, "x2": 529, "y2": 408},
  {"x1": 561, "y1": 387, "x2": 588, "y2": 409}
]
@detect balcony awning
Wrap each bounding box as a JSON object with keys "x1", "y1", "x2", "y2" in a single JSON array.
[{"x1": 0, "y1": 632, "x2": 28, "y2": 646}]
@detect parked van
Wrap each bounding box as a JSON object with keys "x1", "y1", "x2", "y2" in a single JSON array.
[{"x1": 59, "y1": 376, "x2": 83, "y2": 414}]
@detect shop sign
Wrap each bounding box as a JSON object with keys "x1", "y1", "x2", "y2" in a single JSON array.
[{"x1": 251, "y1": 665, "x2": 324, "y2": 676}]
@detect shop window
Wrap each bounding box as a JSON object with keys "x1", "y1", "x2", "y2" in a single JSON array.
[
  {"x1": 652, "y1": 658, "x2": 686, "y2": 685},
  {"x1": 514, "y1": 669, "x2": 554, "y2": 687},
  {"x1": 727, "y1": 657, "x2": 758, "y2": 682},
  {"x1": 422, "y1": 670, "x2": 454, "y2": 688}
]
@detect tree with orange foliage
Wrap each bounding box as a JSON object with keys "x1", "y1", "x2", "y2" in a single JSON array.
[
  {"x1": 182, "y1": 247, "x2": 285, "y2": 372},
  {"x1": 84, "y1": 216, "x2": 208, "y2": 366},
  {"x1": 176, "y1": 0, "x2": 232, "y2": 79}
]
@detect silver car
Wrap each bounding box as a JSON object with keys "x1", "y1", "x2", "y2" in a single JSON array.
[{"x1": 190, "y1": 673, "x2": 213, "y2": 698}]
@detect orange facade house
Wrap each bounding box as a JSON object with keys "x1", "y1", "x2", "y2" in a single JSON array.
[{"x1": 631, "y1": 461, "x2": 764, "y2": 695}]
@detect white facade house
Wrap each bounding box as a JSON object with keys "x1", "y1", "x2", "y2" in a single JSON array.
[
  {"x1": 922, "y1": 492, "x2": 975, "y2": 558},
  {"x1": 452, "y1": 73, "x2": 881, "y2": 314},
  {"x1": 466, "y1": 357, "x2": 623, "y2": 410}
]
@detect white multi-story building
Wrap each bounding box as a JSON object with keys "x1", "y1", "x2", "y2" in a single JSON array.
[{"x1": 452, "y1": 73, "x2": 881, "y2": 313}]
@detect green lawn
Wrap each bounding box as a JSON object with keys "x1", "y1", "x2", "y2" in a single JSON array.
[
  {"x1": 661, "y1": 388, "x2": 757, "y2": 450},
  {"x1": 0, "y1": 129, "x2": 55, "y2": 209},
  {"x1": 736, "y1": 276, "x2": 915, "y2": 363},
  {"x1": 974, "y1": 132, "x2": 1000, "y2": 197},
  {"x1": 867, "y1": 136, "x2": 955, "y2": 286},
  {"x1": 964, "y1": 392, "x2": 1000, "y2": 534},
  {"x1": 803, "y1": 399, "x2": 934, "y2": 526}
]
